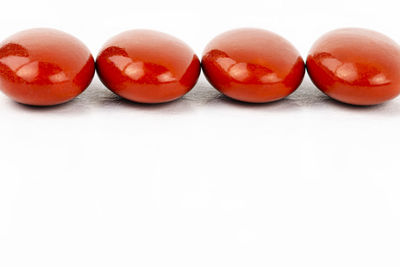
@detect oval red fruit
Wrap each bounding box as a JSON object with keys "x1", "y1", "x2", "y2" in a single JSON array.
[
  {"x1": 0, "y1": 28, "x2": 95, "y2": 106},
  {"x1": 201, "y1": 28, "x2": 305, "y2": 103},
  {"x1": 307, "y1": 28, "x2": 400, "y2": 105},
  {"x1": 96, "y1": 30, "x2": 201, "y2": 104}
]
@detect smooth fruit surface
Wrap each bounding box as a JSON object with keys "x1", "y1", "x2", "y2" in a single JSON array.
[
  {"x1": 96, "y1": 30, "x2": 201, "y2": 104},
  {"x1": 201, "y1": 28, "x2": 305, "y2": 103},
  {"x1": 0, "y1": 28, "x2": 95, "y2": 106},
  {"x1": 307, "y1": 28, "x2": 400, "y2": 105}
]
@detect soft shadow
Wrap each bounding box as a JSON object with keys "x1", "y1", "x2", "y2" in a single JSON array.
[
  {"x1": 85, "y1": 80, "x2": 196, "y2": 114},
  {"x1": 199, "y1": 78, "x2": 302, "y2": 112},
  {"x1": 11, "y1": 95, "x2": 90, "y2": 115},
  {"x1": 13, "y1": 76, "x2": 400, "y2": 116},
  {"x1": 297, "y1": 78, "x2": 400, "y2": 116},
  {"x1": 210, "y1": 93, "x2": 296, "y2": 108}
]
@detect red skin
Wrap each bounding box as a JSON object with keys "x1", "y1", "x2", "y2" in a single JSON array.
[
  {"x1": 307, "y1": 28, "x2": 400, "y2": 106},
  {"x1": 96, "y1": 30, "x2": 201, "y2": 104},
  {"x1": 201, "y1": 28, "x2": 305, "y2": 103},
  {"x1": 0, "y1": 28, "x2": 95, "y2": 106}
]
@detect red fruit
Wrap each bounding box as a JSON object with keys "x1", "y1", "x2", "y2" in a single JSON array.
[
  {"x1": 0, "y1": 28, "x2": 95, "y2": 106},
  {"x1": 307, "y1": 28, "x2": 400, "y2": 105},
  {"x1": 202, "y1": 28, "x2": 305, "y2": 103},
  {"x1": 96, "y1": 30, "x2": 200, "y2": 104}
]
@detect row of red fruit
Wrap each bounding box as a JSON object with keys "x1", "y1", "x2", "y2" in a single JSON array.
[{"x1": 0, "y1": 27, "x2": 398, "y2": 106}]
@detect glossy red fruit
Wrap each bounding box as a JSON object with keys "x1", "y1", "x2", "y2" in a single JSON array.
[
  {"x1": 96, "y1": 30, "x2": 201, "y2": 104},
  {"x1": 307, "y1": 28, "x2": 400, "y2": 106},
  {"x1": 0, "y1": 28, "x2": 95, "y2": 106},
  {"x1": 201, "y1": 28, "x2": 305, "y2": 103}
]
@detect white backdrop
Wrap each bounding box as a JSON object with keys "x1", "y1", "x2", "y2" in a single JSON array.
[{"x1": 1, "y1": 0, "x2": 400, "y2": 266}]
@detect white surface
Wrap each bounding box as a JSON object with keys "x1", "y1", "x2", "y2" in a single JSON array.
[{"x1": 1, "y1": 0, "x2": 400, "y2": 266}]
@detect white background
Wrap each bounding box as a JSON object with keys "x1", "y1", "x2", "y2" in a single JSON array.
[{"x1": 1, "y1": 0, "x2": 400, "y2": 266}]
